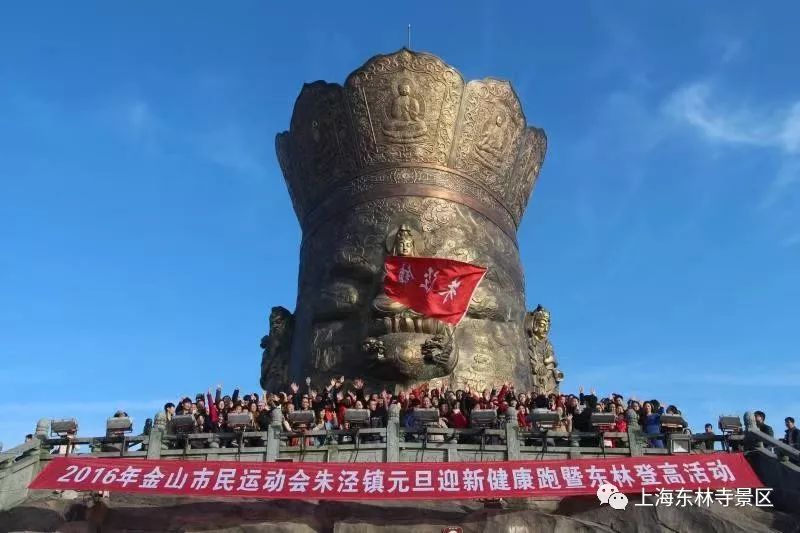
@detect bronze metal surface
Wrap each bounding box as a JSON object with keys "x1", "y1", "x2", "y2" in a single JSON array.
[{"x1": 262, "y1": 48, "x2": 560, "y2": 393}]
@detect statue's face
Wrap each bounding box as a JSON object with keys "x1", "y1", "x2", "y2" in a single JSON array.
[
  {"x1": 396, "y1": 237, "x2": 413, "y2": 256},
  {"x1": 533, "y1": 315, "x2": 550, "y2": 338},
  {"x1": 399, "y1": 84, "x2": 411, "y2": 96},
  {"x1": 270, "y1": 311, "x2": 286, "y2": 332},
  {"x1": 291, "y1": 195, "x2": 529, "y2": 391}
]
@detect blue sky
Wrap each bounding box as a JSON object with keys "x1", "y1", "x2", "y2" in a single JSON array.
[{"x1": 1, "y1": 2, "x2": 798, "y2": 448}]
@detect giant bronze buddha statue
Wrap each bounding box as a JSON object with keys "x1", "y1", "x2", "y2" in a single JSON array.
[{"x1": 267, "y1": 48, "x2": 559, "y2": 392}]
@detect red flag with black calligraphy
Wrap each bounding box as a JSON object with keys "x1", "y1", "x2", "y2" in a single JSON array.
[{"x1": 383, "y1": 256, "x2": 487, "y2": 326}]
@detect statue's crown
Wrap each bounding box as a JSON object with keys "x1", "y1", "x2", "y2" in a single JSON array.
[
  {"x1": 277, "y1": 49, "x2": 547, "y2": 242},
  {"x1": 532, "y1": 304, "x2": 550, "y2": 319}
]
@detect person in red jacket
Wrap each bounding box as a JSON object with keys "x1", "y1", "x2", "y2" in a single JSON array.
[
  {"x1": 206, "y1": 388, "x2": 220, "y2": 426},
  {"x1": 447, "y1": 404, "x2": 469, "y2": 429},
  {"x1": 477, "y1": 389, "x2": 493, "y2": 410},
  {"x1": 496, "y1": 383, "x2": 510, "y2": 404},
  {"x1": 517, "y1": 405, "x2": 531, "y2": 429},
  {"x1": 610, "y1": 405, "x2": 628, "y2": 448},
  {"x1": 336, "y1": 395, "x2": 352, "y2": 428}
]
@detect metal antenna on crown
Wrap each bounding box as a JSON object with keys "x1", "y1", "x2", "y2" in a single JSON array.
[{"x1": 407, "y1": 24, "x2": 411, "y2": 49}]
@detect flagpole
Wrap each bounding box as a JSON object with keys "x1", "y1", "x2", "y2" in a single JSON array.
[{"x1": 444, "y1": 322, "x2": 456, "y2": 351}]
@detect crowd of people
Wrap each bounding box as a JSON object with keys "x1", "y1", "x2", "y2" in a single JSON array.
[
  {"x1": 156, "y1": 377, "x2": 718, "y2": 449},
  {"x1": 22, "y1": 377, "x2": 799, "y2": 453}
]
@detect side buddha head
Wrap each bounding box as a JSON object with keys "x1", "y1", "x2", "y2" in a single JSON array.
[
  {"x1": 529, "y1": 304, "x2": 551, "y2": 341},
  {"x1": 392, "y1": 224, "x2": 416, "y2": 257}
]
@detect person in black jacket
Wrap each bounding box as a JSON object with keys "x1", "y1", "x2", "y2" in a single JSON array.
[
  {"x1": 573, "y1": 393, "x2": 597, "y2": 433},
  {"x1": 754, "y1": 411, "x2": 774, "y2": 437},
  {"x1": 784, "y1": 417, "x2": 800, "y2": 448},
  {"x1": 703, "y1": 423, "x2": 716, "y2": 451},
  {"x1": 572, "y1": 393, "x2": 599, "y2": 446}
]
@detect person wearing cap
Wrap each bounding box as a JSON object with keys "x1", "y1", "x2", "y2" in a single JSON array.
[
  {"x1": 178, "y1": 397, "x2": 193, "y2": 416},
  {"x1": 222, "y1": 395, "x2": 233, "y2": 410}
]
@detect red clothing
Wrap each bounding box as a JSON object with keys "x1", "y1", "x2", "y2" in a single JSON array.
[
  {"x1": 517, "y1": 409, "x2": 531, "y2": 429},
  {"x1": 448, "y1": 411, "x2": 469, "y2": 429},
  {"x1": 497, "y1": 385, "x2": 509, "y2": 402},
  {"x1": 477, "y1": 396, "x2": 493, "y2": 410},
  {"x1": 606, "y1": 417, "x2": 628, "y2": 449},
  {"x1": 207, "y1": 392, "x2": 219, "y2": 424}
]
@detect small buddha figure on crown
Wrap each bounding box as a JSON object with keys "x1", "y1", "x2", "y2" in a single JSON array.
[
  {"x1": 475, "y1": 112, "x2": 509, "y2": 167},
  {"x1": 382, "y1": 79, "x2": 427, "y2": 142}
]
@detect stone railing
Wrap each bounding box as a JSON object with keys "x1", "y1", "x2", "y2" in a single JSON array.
[
  {"x1": 2, "y1": 408, "x2": 793, "y2": 511},
  {"x1": 30, "y1": 407, "x2": 710, "y2": 463},
  {"x1": 0, "y1": 439, "x2": 48, "y2": 511},
  {"x1": 740, "y1": 411, "x2": 800, "y2": 510}
]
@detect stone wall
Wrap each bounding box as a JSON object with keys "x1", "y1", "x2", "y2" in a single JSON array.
[{"x1": 2, "y1": 491, "x2": 799, "y2": 533}]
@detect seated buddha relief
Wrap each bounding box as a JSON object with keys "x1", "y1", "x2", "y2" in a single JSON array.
[
  {"x1": 371, "y1": 224, "x2": 445, "y2": 336},
  {"x1": 365, "y1": 223, "x2": 457, "y2": 380},
  {"x1": 475, "y1": 112, "x2": 509, "y2": 168},
  {"x1": 381, "y1": 79, "x2": 428, "y2": 142}
]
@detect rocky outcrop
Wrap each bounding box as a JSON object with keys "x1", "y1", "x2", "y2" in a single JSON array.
[{"x1": 1, "y1": 492, "x2": 799, "y2": 533}]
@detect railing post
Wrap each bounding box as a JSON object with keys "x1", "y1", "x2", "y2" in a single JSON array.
[
  {"x1": 153, "y1": 412, "x2": 170, "y2": 451},
  {"x1": 386, "y1": 403, "x2": 400, "y2": 462},
  {"x1": 505, "y1": 408, "x2": 520, "y2": 460},
  {"x1": 146, "y1": 428, "x2": 163, "y2": 460},
  {"x1": 626, "y1": 411, "x2": 643, "y2": 456},
  {"x1": 266, "y1": 408, "x2": 283, "y2": 462},
  {"x1": 35, "y1": 419, "x2": 49, "y2": 440},
  {"x1": 743, "y1": 411, "x2": 756, "y2": 431},
  {"x1": 327, "y1": 441, "x2": 339, "y2": 462},
  {"x1": 34, "y1": 418, "x2": 50, "y2": 466},
  {"x1": 743, "y1": 411, "x2": 761, "y2": 451}
]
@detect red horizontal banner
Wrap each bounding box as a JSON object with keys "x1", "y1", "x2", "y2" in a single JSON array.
[{"x1": 29, "y1": 454, "x2": 761, "y2": 500}]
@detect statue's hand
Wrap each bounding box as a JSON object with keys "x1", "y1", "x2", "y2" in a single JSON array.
[{"x1": 432, "y1": 349, "x2": 451, "y2": 368}]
